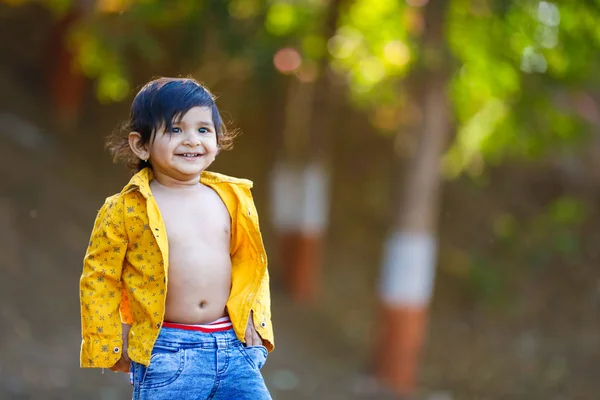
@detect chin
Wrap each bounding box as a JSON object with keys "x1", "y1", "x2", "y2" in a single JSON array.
[
  {"x1": 177, "y1": 168, "x2": 204, "y2": 177},
  {"x1": 169, "y1": 159, "x2": 214, "y2": 176},
  {"x1": 179, "y1": 165, "x2": 209, "y2": 176}
]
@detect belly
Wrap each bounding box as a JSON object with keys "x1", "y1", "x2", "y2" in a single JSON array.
[{"x1": 163, "y1": 245, "x2": 232, "y2": 324}]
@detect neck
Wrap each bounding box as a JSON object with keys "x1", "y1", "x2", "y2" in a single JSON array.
[{"x1": 151, "y1": 170, "x2": 202, "y2": 189}]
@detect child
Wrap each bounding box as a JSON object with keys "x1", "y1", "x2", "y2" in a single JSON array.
[{"x1": 79, "y1": 77, "x2": 274, "y2": 400}]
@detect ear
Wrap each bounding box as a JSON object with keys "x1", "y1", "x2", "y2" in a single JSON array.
[{"x1": 128, "y1": 132, "x2": 150, "y2": 161}]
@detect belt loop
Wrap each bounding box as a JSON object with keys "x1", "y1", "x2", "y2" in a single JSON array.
[{"x1": 216, "y1": 333, "x2": 228, "y2": 349}]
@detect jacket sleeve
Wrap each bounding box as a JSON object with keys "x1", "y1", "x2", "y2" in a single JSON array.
[
  {"x1": 80, "y1": 195, "x2": 128, "y2": 368},
  {"x1": 252, "y1": 266, "x2": 275, "y2": 352}
]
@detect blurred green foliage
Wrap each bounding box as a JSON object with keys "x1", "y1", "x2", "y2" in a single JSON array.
[
  {"x1": 444, "y1": 0, "x2": 600, "y2": 178},
  {"x1": 4, "y1": 0, "x2": 600, "y2": 174},
  {"x1": 329, "y1": 0, "x2": 414, "y2": 104},
  {"x1": 467, "y1": 195, "x2": 587, "y2": 305}
]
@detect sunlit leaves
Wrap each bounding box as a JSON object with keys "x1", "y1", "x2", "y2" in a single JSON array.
[
  {"x1": 266, "y1": 3, "x2": 299, "y2": 35},
  {"x1": 301, "y1": 34, "x2": 327, "y2": 59},
  {"x1": 444, "y1": 0, "x2": 599, "y2": 177},
  {"x1": 327, "y1": 27, "x2": 363, "y2": 59},
  {"x1": 383, "y1": 41, "x2": 411, "y2": 67},
  {"x1": 330, "y1": 0, "x2": 414, "y2": 105},
  {"x1": 70, "y1": 30, "x2": 110, "y2": 77},
  {"x1": 97, "y1": 72, "x2": 130, "y2": 102},
  {"x1": 69, "y1": 25, "x2": 130, "y2": 101},
  {"x1": 264, "y1": 0, "x2": 327, "y2": 39},
  {"x1": 229, "y1": 0, "x2": 261, "y2": 20},
  {"x1": 4, "y1": 0, "x2": 599, "y2": 171},
  {"x1": 443, "y1": 98, "x2": 507, "y2": 178}
]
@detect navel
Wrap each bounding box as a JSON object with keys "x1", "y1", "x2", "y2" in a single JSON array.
[{"x1": 199, "y1": 300, "x2": 207, "y2": 309}]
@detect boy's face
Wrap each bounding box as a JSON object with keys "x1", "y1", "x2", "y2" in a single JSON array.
[{"x1": 147, "y1": 106, "x2": 218, "y2": 182}]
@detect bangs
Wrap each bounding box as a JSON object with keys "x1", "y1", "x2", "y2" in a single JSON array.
[{"x1": 130, "y1": 78, "x2": 224, "y2": 139}]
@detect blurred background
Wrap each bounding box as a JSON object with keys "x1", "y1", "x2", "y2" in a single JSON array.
[{"x1": 1, "y1": 0, "x2": 600, "y2": 399}]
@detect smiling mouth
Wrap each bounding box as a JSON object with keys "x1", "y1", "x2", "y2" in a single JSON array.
[{"x1": 177, "y1": 153, "x2": 204, "y2": 158}]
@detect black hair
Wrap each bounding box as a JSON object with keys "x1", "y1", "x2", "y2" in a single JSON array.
[{"x1": 107, "y1": 77, "x2": 236, "y2": 171}]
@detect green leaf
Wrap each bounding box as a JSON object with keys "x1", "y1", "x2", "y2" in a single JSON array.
[{"x1": 265, "y1": 3, "x2": 299, "y2": 36}]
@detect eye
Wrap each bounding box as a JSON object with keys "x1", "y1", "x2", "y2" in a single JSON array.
[
  {"x1": 198, "y1": 127, "x2": 211, "y2": 134},
  {"x1": 171, "y1": 127, "x2": 182, "y2": 134}
]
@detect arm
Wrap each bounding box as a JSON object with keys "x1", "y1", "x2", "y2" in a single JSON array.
[
  {"x1": 248, "y1": 268, "x2": 274, "y2": 351},
  {"x1": 234, "y1": 183, "x2": 274, "y2": 350},
  {"x1": 80, "y1": 195, "x2": 128, "y2": 368}
]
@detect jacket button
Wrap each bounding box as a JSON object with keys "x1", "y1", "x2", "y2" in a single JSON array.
[
  {"x1": 247, "y1": 210, "x2": 251, "y2": 216},
  {"x1": 260, "y1": 322, "x2": 266, "y2": 328},
  {"x1": 113, "y1": 347, "x2": 120, "y2": 353}
]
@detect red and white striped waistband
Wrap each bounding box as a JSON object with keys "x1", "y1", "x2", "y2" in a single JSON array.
[{"x1": 162, "y1": 316, "x2": 233, "y2": 333}]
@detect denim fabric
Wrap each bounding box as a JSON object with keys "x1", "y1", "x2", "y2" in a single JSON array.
[{"x1": 130, "y1": 326, "x2": 271, "y2": 400}]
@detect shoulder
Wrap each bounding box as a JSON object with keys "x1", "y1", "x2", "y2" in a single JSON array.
[
  {"x1": 93, "y1": 193, "x2": 123, "y2": 220},
  {"x1": 98, "y1": 191, "x2": 134, "y2": 218},
  {"x1": 105, "y1": 189, "x2": 142, "y2": 206},
  {"x1": 201, "y1": 172, "x2": 258, "y2": 211},
  {"x1": 104, "y1": 193, "x2": 122, "y2": 205},
  {"x1": 201, "y1": 171, "x2": 254, "y2": 189},
  {"x1": 93, "y1": 180, "x2": 147, "y2": 223}
]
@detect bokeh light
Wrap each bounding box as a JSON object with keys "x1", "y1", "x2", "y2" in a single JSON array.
[
  {"x1": 296, "y1": 61, "x2": 319, "y2": 83},
  {"x1": 406, "y1": 0, "x2": 429, "y2": 7},
  {"x1": 383, "y1": 40, "x2": 411, "y2": 67},
  {"x1": 273, "y1": 48, "x2": 302, "y2": 74}
]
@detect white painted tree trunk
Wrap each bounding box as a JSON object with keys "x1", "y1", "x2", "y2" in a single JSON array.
[
  {"x1": 270, "y1": 158, "x2": 330, "y2": 301},
  {"x1": 376, "y1": 75, "x2": 450, "y2": 395},
  {"x1": 271, "y1": 161, "x2": 330, "y2": 236},
  {"x1": 269, "y1": 0, "x2": 342, "y2": 302}
]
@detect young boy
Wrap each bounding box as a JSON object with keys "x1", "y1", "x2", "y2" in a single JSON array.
[{"x1": 79, "y1": 77, "x2": 274, "y2": 399}]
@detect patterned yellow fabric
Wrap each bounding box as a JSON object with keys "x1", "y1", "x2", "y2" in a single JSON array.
[{"x1": 80, "y1": 168, "x2": 273, "y2": 368}]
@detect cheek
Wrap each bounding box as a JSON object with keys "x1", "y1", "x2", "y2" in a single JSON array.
[
  {"x1": 148, "y1": 146, "x2": 166, "y2": 160},
  {"x1": 206, "y1": 138, "x2": 219, "y2": 153},
  {"x1": 149, "y1": 137, "x2": 171, "y2": 154}
]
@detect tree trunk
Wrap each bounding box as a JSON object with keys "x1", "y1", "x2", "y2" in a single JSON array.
[
  {"x1": 375, "y1": 0, "x2": 450, "y2": 396},
  {"x1": 270, "y1": 0, "x2": 343, "y2": 303},
  {"x1": 46, "y1": 7, "x2": 87, "y2": 131}
]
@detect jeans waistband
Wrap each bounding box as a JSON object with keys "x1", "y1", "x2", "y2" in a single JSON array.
[{"x1": 156, "y1": 324, "x2": 239, "y2": 350}]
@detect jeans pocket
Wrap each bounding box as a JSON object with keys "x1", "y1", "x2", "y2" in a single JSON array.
[
  {"x1": 239, "y1": 344, "x2": 268, "y2": 370},
  {"x1": 140, "y1": 344, "x2": 185, "y2": 389}
]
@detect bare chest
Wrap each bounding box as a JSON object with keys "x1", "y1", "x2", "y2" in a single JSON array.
[{"x1": 152, "y1": 187, "x2": 231, "y2": 247}]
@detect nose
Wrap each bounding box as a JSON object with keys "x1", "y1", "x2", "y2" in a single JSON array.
[{"x1": 182, "y1": 130, "x2": 202, "y2": 147}]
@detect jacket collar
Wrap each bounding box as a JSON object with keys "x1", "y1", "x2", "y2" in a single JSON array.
[{"x1": 121, "y1": 167, "x2": 253, "y2": 199}]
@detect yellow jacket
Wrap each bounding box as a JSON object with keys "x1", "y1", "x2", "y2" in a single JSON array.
[{"x1": 80, "y1": 168, "x2": 273, "y2": 368}]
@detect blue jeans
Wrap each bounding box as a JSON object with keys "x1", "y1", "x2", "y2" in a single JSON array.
[{"x1": 130, "y1": 326, "x2": 271, "y2": 399}]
